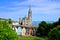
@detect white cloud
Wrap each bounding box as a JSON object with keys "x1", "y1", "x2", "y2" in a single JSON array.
[
  {"x1": 0, "y1": 0, "x2": 60, "y2": 14},
  {"x1": 0, "y1": 0, "x2": 60, "y2": 21}
]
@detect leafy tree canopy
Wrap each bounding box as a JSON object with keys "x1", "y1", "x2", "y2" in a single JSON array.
[
  {"x1": 48, "y1": 25, "x2": 60, "y2": 40},
  {"x1": 0, "y1": 21, "x2": 18, "y2": 40}
]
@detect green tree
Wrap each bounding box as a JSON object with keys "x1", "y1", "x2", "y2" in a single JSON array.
[
  {"x1": 52, "y1": 18, "x2": 60, "y2": 28},
  {"x1": 36, "y1": 21, "x2": 53, "y2": 37},
  {"x1": 36, "y1": 18, "x2": 60, "y2": 37},
  {"x1": 48, "y1": 25, "x2": 60, "y2": 40},
  {"x1": 8, "y1": 19, "x2": 12, "y2": 24},
  {"x1": 36, "y1": 21, "x2": 47, "y2": 37},
  {"x1": 0, "y1": 21, "x2": 18, "y2": 40}
]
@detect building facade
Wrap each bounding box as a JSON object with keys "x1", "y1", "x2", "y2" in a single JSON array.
[{"x1": 19, "y1": 6, "x2": 32, "y2": 27}]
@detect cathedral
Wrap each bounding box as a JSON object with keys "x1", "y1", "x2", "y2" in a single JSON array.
[
  {"x1": 12, "y1": 6, "x2": 37, "y2": 36},
  {"x1": 19, "y1": 6, "x2": 32, "y2": 27}
]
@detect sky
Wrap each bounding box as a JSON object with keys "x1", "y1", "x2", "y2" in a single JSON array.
[{"x1": 0, "y1": 0, "x2": 60, "y2": 21}]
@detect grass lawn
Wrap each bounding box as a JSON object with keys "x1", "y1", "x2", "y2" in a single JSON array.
[{"x1": 19, "y1": 36, "x2": 42, "y2": 40}]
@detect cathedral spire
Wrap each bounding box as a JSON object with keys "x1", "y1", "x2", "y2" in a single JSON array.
[
  {"x1": 29, "y1": 5, "x2": 32, "y2": 13},
  {"x1": 28, "y1": 5, "x2": 32, "y2": 26},
  {"x1": 28, "y1": 5, "x2": 32, "y2": 19}
]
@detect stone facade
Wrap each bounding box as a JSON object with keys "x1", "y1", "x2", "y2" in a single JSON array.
[{"x1": 19, "y1": 7, "x2": 32, "y2": 27}]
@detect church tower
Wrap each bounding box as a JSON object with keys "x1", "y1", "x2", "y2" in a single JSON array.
[{"x1": 28, "y1": 6, "x2": 32, "y2": 26}]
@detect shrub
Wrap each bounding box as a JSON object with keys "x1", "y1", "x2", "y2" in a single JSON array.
[
  {"x1": 0, "y1": 21, "x2": 18, "y2": 40},
  {"x1": 48, "y1": 25, "x2": 60, "y2": 40}
]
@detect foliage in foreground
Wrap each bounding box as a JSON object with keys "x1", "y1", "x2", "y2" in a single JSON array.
[
  {"x1": 36, "y1": 18, "x2": 60, "y2": 37},
  {"x1": 48, "y1": 26, "x2": 60, "y2": 40},
  {"x1": 0, "y1": 21, "x2": 18, "y2": 40}
]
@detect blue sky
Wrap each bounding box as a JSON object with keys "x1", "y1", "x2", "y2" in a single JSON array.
[{"x1": 0, "y1": 0, "x2": 60, "y2": 21}]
